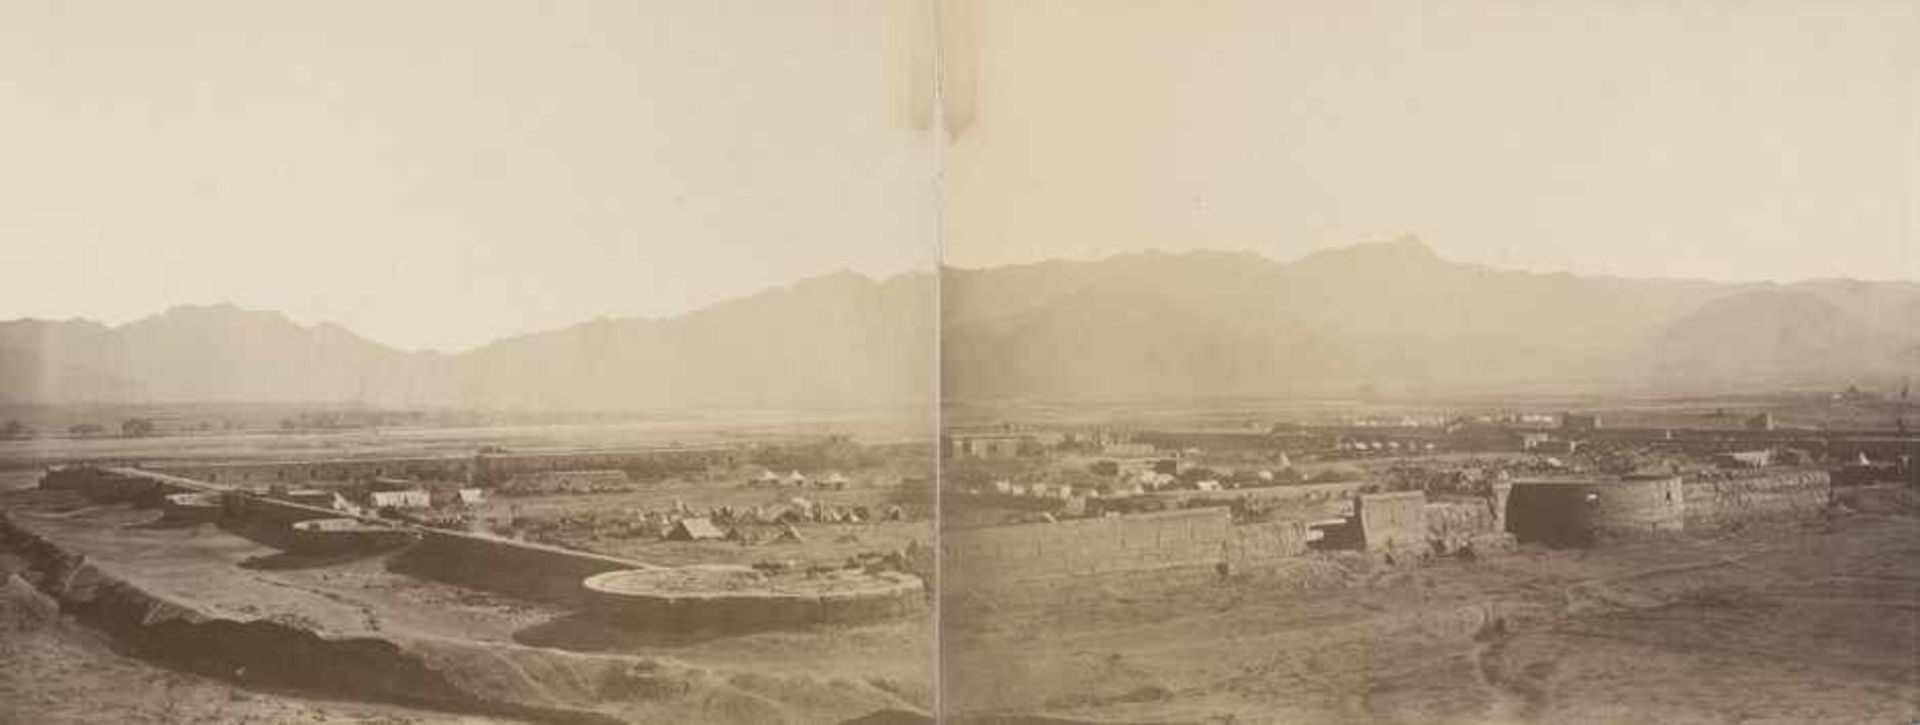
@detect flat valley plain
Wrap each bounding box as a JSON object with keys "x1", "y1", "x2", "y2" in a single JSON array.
[{"x1": 3, "y1": 397, "x2": 1917, "y2": 723}]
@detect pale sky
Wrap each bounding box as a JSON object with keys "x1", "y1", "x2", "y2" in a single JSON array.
[
  {"x1": 5, "y1": 2, "x2": 1915, "y2": 353},
  {"x1": 942, "y1": 0, "x2": 1919, "y2": 282},
  {"x1": 0, "y1": 0, "x2": 936, "y2": 352}
]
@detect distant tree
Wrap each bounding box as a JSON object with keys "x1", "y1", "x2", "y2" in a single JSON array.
[
  {"x1": 121, "y1": 418, "x2": 156, "y2": 438},
  {"x1": 1089, "y1": 460, "x2": 1120, "y2": 477},
  {"x1": 1, "y1": 419, "x2": 32, "y2": 440},
  {"x1": 69, "y1": 423, "x2": 105, "y2": 439}
]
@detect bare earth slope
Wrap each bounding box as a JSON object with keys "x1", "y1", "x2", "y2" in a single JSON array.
[
  {"x1": 0, "y1": 475, "x2": 931, "y2": 725},
  {"x1": 945, "y1": 515, "x2": 1920, "y2": 723}
]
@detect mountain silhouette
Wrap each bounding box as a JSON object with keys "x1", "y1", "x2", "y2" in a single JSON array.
[{"x1": 3, "y1": 240, "x2": 1913, "y2": 409}]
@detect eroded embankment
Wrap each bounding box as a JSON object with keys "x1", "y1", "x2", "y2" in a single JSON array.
[{"x1": 0, "y1": 510, "x2": 926, "y2": 724}]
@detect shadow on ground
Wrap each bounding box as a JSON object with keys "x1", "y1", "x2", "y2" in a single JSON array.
[
  {"x1": 238, "y1": 550, "x2": 386, "y2": 571},
  {"x1": 513, "y1": 611, "x2": 746, "y2": 650}
]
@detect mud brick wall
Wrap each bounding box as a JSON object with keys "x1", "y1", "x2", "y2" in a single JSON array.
[
  {"x1": 1506, "y1": 477, "x2": 1684, "y2": 545},
  {"x1": 389, "y1": 529, "x2": 650, "y2": 607},
  {"x1": 224, "y1": 494, "x2": 343, "y2": 525},
  {"x1": 1356, "y1": 491, "x2": 1427, "y2": 551},
  {"x1": 144, "y1": 448, "x2": 747, "y2": 488},
  {"x1": 42, "y1": 467, "x2": 206, "y2": 504},
  {"x1": 944, "y1": 508, "x2": 1232, "y2": 586},
  {"x1": 1594, "y1": 476, "x2": 1686, "y2": 535},
  {"x1": 150, "y1": 457, "x2": 475, "y2": 486},
  {"x1": 1683, "y1": 470, "x2": 1830, "y2": 530},
  {"x1": 1425, "y1": 501, "x2": 1497, "y2": 554},
  {"x1": 474, "y1": 448, "x2": 740, "y2": 484},
  {"x1": 944, "y1": 508, "x2": 1315, "y2": 587},
  {"x1": 41, "y1": 469, "x2": 160, "y2": 503},
  {"x1": 214, "y1": 491, "x2": 365, "y2": 548},
  {"x1": 582, "y1": 572, "x2": 923, "y2": 631},
  {"x1": 1223, "y1": 518, "x2": 1314, "y2": 564}
]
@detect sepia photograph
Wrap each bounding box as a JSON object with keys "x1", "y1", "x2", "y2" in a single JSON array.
[
  {"x1": 3, "y1": 0, "x2": 1917, "y2": 723},
  {"x1": 1, "y1": 2, "x2": 938, "y2": 723},
  {"x1": 936, "y1": 1, "x2": 1917, "y2": 722}
]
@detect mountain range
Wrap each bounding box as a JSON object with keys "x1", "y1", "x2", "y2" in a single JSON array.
[
  {"x1": 0, "y1": 272, "x2": 936, "y2": 411},
  {"x1": 2, "y1": 238, "x2": 1914, "y2": 409},
  {"x1": 944, "y1": 238, "x2": 1918, "y2": 401}
]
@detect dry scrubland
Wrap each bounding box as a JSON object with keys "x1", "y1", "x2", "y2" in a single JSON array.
[{"x1": 944, "y1": 502, "x2": 1920, "y2": 723}]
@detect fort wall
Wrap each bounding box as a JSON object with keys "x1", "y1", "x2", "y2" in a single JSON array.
[
  {"x1": 1682, "y1": 469, "x2": 1830, "y2": 530},
  {"x1": 148, "y1": 457, "x2": 474, "y2": 486},
  {"x1": 474, "y1": 448, "x2": 739, "y2": 484},
  {"x1": 1355, "y1": 491, "x2": 1426, "y2": 551},
  {"x1": 1424, "y1": 500, "x2": 1498, "y2": 554},
  {"x1": 1507, "y1": 476, "x2": 1684, "y2": 546},
  {"x1": 42, "y1": 466, "x2": 210, "y2": 505},
  {"x1": 581, "y1": 567, "x2": 923, "y2": 631},
  {"x1": 143, "y1": 447, "x2": 745, "y2": 488},
  {"x1": 388, "y1": 529, "x2": 653, "y2": 607},
  {"x1": 943, "y1": 508, "x2": 1314, "y2": 587}
]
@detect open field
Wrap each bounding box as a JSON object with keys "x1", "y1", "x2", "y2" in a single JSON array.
[
  {"x1": 945, "y1": 391, "x2": 1910, "y2": 434},
  {"x1": 0, "y1": 405, "x2": 933, "y2": 471}
]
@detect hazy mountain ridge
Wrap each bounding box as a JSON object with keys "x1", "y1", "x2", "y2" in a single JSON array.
[
  {"x1": 944, "y1": 238, "x2": 1919, "y2": 400},
  {"x1": 2, "y1": 240, "x2": 1913, "y2": 409},
  {"x1": 0, "y1": 272, "x2": 937, "y2": 410}
]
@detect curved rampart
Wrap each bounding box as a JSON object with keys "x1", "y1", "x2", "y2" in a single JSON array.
[
  {"x1": 0, "y1": 510, "x2": 917, "y2": 724},
  {"x1": 1507, "y1": 476, "x2": 1684, "y2": 546},
  {"x1": 581, "y1": 566, "x2": 924, "y2": 631},
  {"x1": 387, "y1": 529, "x2": 656, "y2": 607}
]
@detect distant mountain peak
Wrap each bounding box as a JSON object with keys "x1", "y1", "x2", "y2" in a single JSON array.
[
  {"x1": 1294, "y1": 234, "x2": 1440, "y2": 267},
  {"x1": 792, "y1": 268, "x2": 875, "y2": 288},
  {"x1": 160, "y1": 301, "x2": 242, "y2": 313},
  {"x1": 139, "y1": 302, "x2": 291, "y2": 326}
]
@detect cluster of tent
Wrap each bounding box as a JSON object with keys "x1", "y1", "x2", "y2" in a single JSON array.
[
  {"x1": 1337, "y1": 440, "x2": 1439, "y2": 453},
  {"x1": 656, "y1": 498, "x2": 911, "y2": 545},
  {"x1": 745, "y1": 469, "x2": 853, "y2": 490},
  {"x1": 664, "y1": 516, "x2": 805, "y2": 544}
]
